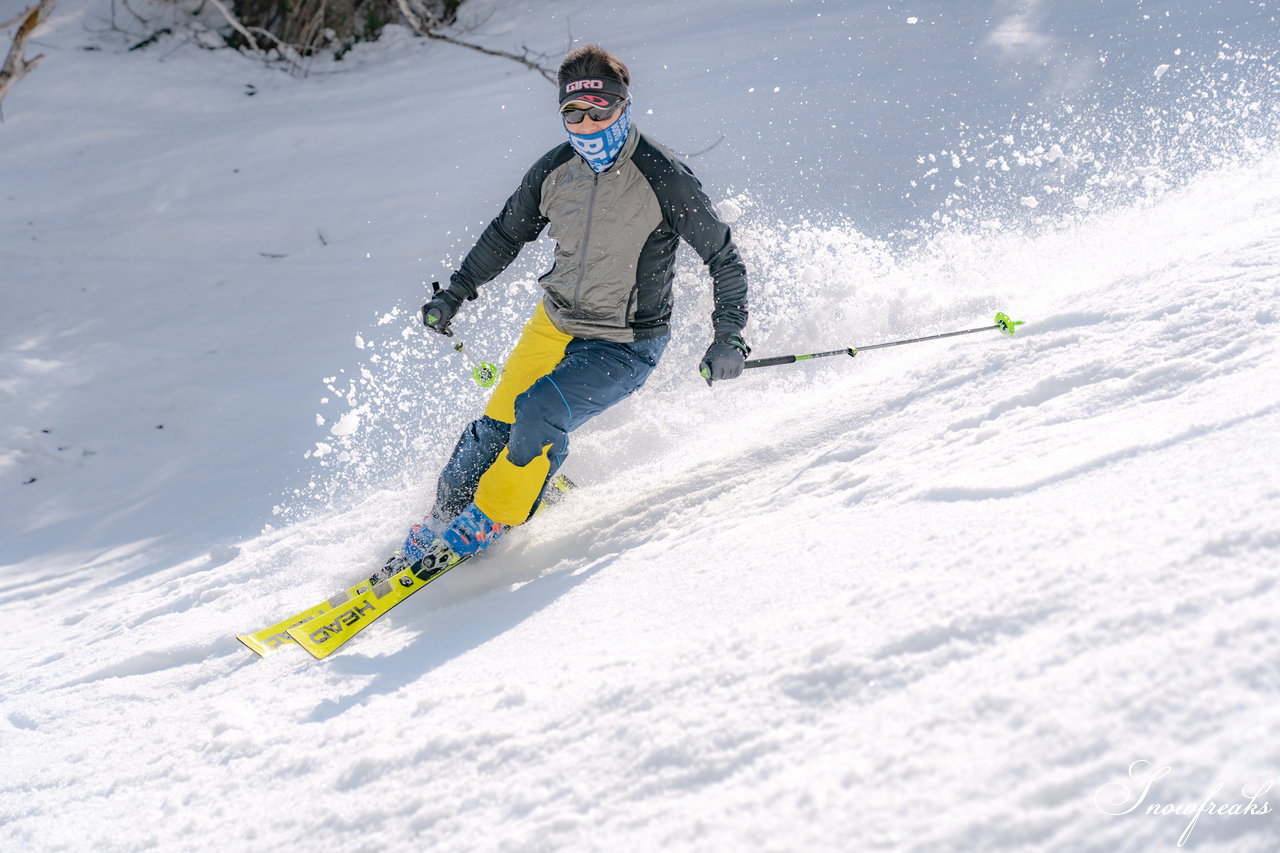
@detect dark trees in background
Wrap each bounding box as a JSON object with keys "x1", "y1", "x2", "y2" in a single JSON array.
[{"x1": 226, "y1": 0, "x2": 462, "y2": 58}]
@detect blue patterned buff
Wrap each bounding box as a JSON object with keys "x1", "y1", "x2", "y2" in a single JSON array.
[{"x1": 565, "y1": 103, "x2": 633, "y2": 173}]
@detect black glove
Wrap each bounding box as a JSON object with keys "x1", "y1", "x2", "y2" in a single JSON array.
[
  {"x1": 422, "y1": 281, "x2": 464, "y2": 336},
  {"x1": 699, "y1": 331, "x2": 750, "y2": 386}
]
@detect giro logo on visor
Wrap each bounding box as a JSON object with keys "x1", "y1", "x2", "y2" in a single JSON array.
[{"x1": 559, "y1": 76, "x2": 630, "y2": 107}]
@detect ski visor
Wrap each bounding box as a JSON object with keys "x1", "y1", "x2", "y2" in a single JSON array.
[
  {"x1": 565, "y1": 101, "x2": 632, "y2": 173},
  {"x1": 558, "y1": 76, "x2": 630, "y2": 110}
]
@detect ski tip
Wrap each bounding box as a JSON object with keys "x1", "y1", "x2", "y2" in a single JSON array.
[{"x1": 236, "y1": 634, "x2": 270, "y2": 657}]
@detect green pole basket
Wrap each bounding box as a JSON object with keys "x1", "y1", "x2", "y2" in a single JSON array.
[{"x1": 472, "y1": 362, "x2": 500, "y2": 389}]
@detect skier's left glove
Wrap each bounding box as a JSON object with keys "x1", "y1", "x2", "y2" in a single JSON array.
[
  {"x1": 422, "y1": 282, "x2": 465, "y2": 336},
  {"x1": 699, "y1": 331, "x2": 750, "y2": 386}
]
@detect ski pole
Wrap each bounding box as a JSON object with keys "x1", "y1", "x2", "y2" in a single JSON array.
[
  {"x1": 430, "y1": 332, "x2": 500, "y2": 388},
  {"x1": 451, "y1": 338, "x2": 500, "y2": 388},
  {"x1": 745, "y1": 312, "x2": 1024, "y2": 371},
  {"x1": 425, "y1": 282, "x2": 500, "y2": 388}
]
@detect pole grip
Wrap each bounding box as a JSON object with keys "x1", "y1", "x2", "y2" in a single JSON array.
[{"x1": 744, "y1": 355, "x2": 798, "y2": 369}]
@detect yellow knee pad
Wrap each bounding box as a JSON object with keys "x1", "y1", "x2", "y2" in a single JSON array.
[{"x1": 475, "y1": 445, "x2": 553, "y2": 526}]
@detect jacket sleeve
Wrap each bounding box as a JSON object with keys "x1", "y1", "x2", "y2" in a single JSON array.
[
  {"x1": 677, "y1": 175, "x2": 749, "y2": 334},
  {"x1": 448, "y1": 145, "x2": 574, "y2": 300},
  {"x1": 643, "y1": 148, "x2": 749, "y2": 334}
]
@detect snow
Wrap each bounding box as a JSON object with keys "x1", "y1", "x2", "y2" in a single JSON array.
[
  {"x1": 2, "y1": 0, "x2": 1279, "y2": 851},
  {"x1": 329, "y1": 410, "x2": 361, "y2": 437}
]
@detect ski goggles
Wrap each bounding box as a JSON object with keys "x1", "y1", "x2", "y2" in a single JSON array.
[{"x1": 560, "y1": 97, "x2": 627, "y2": 124}]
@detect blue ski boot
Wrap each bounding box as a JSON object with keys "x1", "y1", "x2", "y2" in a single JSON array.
[
  {"x1": 373, "y1": 513, "x2": 446, "y2": 581},
  {"x1": 401, "y1": 515, "x2": 444, "y2": 564},
  {"x1": 441, "y1": 502, "x2": 506, "y2": 557}
]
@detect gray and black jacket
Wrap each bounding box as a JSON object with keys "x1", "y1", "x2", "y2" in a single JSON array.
[{"x1": 448, "y1": 126, "x2": 748, "y2": 343}]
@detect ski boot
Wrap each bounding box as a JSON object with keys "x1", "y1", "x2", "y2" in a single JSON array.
[
  {"x1": 372, "y1": 513, "x2": 448, "y2": 582},
  {"x1": 441, "y1": 502, "x2": 507, "y2": 557}
]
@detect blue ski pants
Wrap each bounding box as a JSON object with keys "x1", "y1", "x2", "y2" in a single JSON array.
[{"x1": 434, "y1": 301, "x2": 668, "y2": 525}]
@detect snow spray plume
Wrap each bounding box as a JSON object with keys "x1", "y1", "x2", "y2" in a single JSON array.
[
  {"x1": 282, "y1": 38, "x2": 1278, "y2": 521},
  {"x1": 276, "y1": 290, "x2": 533, "y2": 523},
  {"x1": 911, "y1": 43, "x2": 1280, "y2": 234}
]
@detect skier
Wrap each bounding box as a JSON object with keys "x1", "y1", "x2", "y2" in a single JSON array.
[{"x1": 388, "y1": 44, "x2": 750, "y2": 572}]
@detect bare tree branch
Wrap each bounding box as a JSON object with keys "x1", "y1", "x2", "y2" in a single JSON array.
[
  {"x1": 685, "y1": 135, "x2": 726, "y2": 158},
  {"x1": 395, "y1": 0, "x2": 556, "y2": 83},
  {"x1": 120, "y1": 0, "x2": 149, "y2": 28},
  {"x1": 205, "y1": 0, "x2": 261, "y2": 53},
  {"x1": 0, "y1": 0, "x2": 57, "y2": 118}
]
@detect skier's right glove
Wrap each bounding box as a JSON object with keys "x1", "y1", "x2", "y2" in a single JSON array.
[
  {"x1": 699, "y1": 331, "x2": 751, "y2": 386},
  {"x1": 422, "y1": 281, "x2": 464, "y2": 336}
]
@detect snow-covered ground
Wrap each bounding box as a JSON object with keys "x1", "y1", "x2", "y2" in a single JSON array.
[{"x1": 2, "y1": 1, "x2": 1278, "y2": 850}]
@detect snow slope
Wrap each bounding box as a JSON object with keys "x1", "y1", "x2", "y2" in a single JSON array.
[{"x1": 3, "y1": 0, "x2": 1279, "y2": 851}]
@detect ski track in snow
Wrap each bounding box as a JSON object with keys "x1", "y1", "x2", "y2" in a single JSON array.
[{"x1": 3, "y1": 0, "x2": 1280, "y2": 850}]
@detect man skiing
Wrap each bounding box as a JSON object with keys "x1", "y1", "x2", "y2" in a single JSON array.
[{"x1": 386, "y1": 44, "x2": 750, "y2": 573}]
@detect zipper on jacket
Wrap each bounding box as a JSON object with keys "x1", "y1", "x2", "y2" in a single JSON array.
[{"x1": 573, "y1": 173, "x2": 601, "y2": 314}]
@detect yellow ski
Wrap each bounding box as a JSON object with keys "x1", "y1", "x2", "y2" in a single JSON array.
[
  {"x1": 240, "y1": 473, "x2": 575, "y2": 659},
  {"x1": 236, "y1": 574, "x2": 390, "y2": 656},
  {"x1": 286, "y1": 552, "x2": 469, "y2": 659}
]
